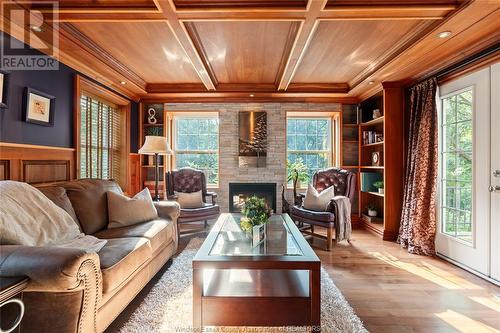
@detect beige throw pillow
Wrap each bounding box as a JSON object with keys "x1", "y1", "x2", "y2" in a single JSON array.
[
  {"x1": 303, "y1": 184, "x2": 335, "y2": 212},
  {"x1": 107, "y1": 188, "x2": 158, "y2": 229},
  {"x1": 175, "y1": 190, "x2": 204, "y2": 209}
]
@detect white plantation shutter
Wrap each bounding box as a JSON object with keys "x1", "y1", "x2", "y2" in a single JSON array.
[{"x1": 79, "y1": 94, "x2": 124, "y2": 184}]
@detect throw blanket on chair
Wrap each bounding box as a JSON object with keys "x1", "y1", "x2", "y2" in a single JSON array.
[
  {"x1": 331, "y1": 196, "x2": 352, "y2": 242},
  {"x1": 0, "y1": 181, "x2": 106, "y2": 252}
]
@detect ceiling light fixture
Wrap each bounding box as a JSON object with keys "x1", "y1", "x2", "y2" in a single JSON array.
[
  {"x1": 29, "y1": 25, "x2": 43, "y2": 32},
  {"x1": 368, "y1": 81, "x2": 375, "y2": 85},
  {"x1": 120, "y1": 81, "x2": 126, "y2": 85},
  {"x1": 437, "y1": 31, "x2": 452, "y2": 39},
  {"x1": 249, "y1": 94, "x2": 255, "y2": 97}
]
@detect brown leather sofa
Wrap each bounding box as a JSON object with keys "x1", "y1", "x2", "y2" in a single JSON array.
[{"x1": 0, "y1": 179, "x2": 180, "y2": 333}]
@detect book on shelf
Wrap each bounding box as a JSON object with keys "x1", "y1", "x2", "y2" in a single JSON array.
[{"x1": 362, "y1": 131, "x2": 383, "y2": 145}]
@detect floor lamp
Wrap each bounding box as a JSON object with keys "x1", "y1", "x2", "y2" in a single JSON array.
[{"x1": 139, "y1": 136, "x2": 172, "y2": 201}]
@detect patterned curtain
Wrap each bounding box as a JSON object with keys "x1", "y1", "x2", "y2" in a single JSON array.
[{"x1": 398, "y1": 78, "x2": 438, "y2": 256}]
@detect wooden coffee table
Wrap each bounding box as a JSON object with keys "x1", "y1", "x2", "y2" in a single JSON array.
[{"x1": 192, "y1": 213, "x2": 320, "y2": 329}]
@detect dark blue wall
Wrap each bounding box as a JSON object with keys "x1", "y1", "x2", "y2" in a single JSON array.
[{"x1": 0, "y1": 33, "x2": 139, "y2": 152}]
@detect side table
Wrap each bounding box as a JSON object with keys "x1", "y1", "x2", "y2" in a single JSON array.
[{"x1": 0, "y1": 277, "x2": 28, "y2": 333}]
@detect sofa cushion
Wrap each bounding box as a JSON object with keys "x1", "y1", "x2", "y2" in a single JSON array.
[
  {"x1": 61, "y1": 179, "x2": 123, "y2": 235},
  {"x1": 37, "y1": 186, "x2": 80, "y2": 227},
  {"x1": 98, "y1": 237, "x2": 151, "y2": 294},
  {"x1": 94, "y1": 219, "x2": 174, "y2": 254}
]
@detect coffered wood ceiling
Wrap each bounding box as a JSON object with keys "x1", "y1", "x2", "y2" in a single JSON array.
[{"x1": 2, "y1": 0, "x2": 499, "y2": 102}]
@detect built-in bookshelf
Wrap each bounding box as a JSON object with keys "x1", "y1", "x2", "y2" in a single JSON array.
[
  {"x1": 139, "y1": 103, "x2": 166, "y2": 199},
  {"x1": 341, "y1": 85, "x2": 404, "y2": 240},
  {"x1": 341, "y1": 104, "x2": 360, "y2": 220}
]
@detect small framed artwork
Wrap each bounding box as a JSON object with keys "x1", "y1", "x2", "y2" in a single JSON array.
[
  {"x1": 23, "y1": 87, "x2": 55, "y2": 126},
  {"x1": 0, "y1": 70, "x2": 9, "y2": 109}
]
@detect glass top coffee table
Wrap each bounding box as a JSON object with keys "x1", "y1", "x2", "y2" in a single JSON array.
[{"x1": 192, "y1": 213, "x2": 320, "y2": 329}]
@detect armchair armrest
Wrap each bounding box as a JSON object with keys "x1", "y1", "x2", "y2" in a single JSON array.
[
  {"x1": 204, "y1": 191, "x2": 218, "y2": 205},
  {"x1": 167, "y1": 194, "x2": 178, "y2": 201},
  {"x1": 0, "y1": 245, "x2": 101, "y2": 293}
]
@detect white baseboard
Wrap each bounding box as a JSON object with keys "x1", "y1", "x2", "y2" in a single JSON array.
[{"x1": 436, "y1": 252, "x2": 500, "y2": 287}]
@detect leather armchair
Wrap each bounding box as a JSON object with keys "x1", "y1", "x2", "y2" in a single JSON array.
[
  {"x1": 290, "y1": 167, "x2": 356, "y2": 251},
  {"x1": 166, "y1": 167, "x2": 220, "y2": 236}
]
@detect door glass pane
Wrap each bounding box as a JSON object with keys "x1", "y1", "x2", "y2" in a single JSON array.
[{"x1": 440, "y1": 89, "x2": 473, "y2": 244}]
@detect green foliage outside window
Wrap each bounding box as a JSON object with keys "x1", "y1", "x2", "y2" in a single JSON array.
[
  {"x1": 175, "y1": 117, "x2": 219, "y2": 185},
  {"x1": 441, "y1": 89, "x2": 473, "y2": 242}
]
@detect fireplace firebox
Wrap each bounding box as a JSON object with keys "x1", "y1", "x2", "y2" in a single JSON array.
[{"x1": 229, "y1": 183, "x2": 277, "y2": 213}]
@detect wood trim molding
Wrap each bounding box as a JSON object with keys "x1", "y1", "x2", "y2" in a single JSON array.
[
  {"x1": 183, "y1": 22, "x2": 219, "y2": 86},
  {"x1": 22, "y1": 160, "x2": 71, "y2": 184},
  {"x1": 0, "y1": 160, "x2": 10, "y2": 180},
  {"x1": 0, "y1": 143, "x2": 76, "y2": 182},
  {"x1": 61, "y1": 23, "x2": 146, "y2": 90}
]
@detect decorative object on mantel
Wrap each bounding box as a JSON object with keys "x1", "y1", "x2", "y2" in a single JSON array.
[
  {"x1": 240, "y1": 196, "x2": 271, "y2": 247},
  {"x1": 147, "y1": 107, "x2": 157, "y2": 124},
  {"x1": 373, "y1": 180, "x2": 384, "y2": 194},
  {"x1": 0, "y1": 70, "x2": 9, "y2": 109},
  {"x1": 139, "y1": 136, "x2": 172, "y2": 201},
  {"x1": 238, "y1": 111, "x2": 267, "y2": 167},
  {"x1": 373, "y1": 108, "x2": 382, "y2": 119},
  {"x1": 371, "y1": 151, "x2": 382, "y2": 166},
  {"x1": 23, "y1": 87, "x2": 55, "y2": 126},
  {"x1": 367, "y1": 203, "x2": 378, "y2": 217}
]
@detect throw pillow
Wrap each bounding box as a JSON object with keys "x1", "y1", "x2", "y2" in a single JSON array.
[
  {"x1": 175, "y1": 190, "x2": 204, "y2": 209},
  {"x1": 303, "y1": 184, "x2": 335, "y2": 211},
  {"x1": 107, "y1": 188, "x2": 158, "y2": 229},
  {"x1": 0, "y1": 181, "x2": 107, "y2": 253}
]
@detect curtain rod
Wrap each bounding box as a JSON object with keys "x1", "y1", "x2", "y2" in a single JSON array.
[{"x1": 416, "y1": 42, "x2": 500, "y2": 85}]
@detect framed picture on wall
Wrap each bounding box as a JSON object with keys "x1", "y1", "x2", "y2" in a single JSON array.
[
  {"x1": 23, "y1": 87, "x2": 55, "y2": 126},
  {"x1": 0, "y1": 70, "x2": 9, "y2": 109}
]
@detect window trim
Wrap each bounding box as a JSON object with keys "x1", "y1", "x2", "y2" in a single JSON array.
[
  {"x1": 286, "y1": 112, "x2": 340, "y2": 189},
  {"x1": 74, "y1": 75, "x2": 131, "y2": 191},
  {"x1": 169, "y1": 112, "x2": 220, "y2": 187}
]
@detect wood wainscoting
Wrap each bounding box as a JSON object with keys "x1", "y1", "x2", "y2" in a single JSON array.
[{"x1": 0, "y1": 142, "x2": 76, "y2": 184}]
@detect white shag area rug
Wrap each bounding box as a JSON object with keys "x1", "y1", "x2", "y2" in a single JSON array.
[{"x1": 119, "y1": 238, "x2": 368, "y2": 333}]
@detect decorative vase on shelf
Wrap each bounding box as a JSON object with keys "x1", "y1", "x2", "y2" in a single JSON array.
[
  {"x1": 378, "y1": 188, "x2": 384, "y2": 194},
  {"x1": 147, "y1": 108, "x2": 157, "y2": 125},
  {"x1": 373, "y1": 109, "x2": 381, "y2": 119},
  {"x1": 368, "y1": 209, "x2": 377, "y2": 217}
]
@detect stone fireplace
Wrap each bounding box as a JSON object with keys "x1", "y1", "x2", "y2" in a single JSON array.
[{"x1": 229, "y1": 182, "x2": 277, "y2": 213}]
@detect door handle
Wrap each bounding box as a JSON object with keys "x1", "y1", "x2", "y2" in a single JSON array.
[
  {"x1": 489, "y1": 185, "x2": 500, "y2": 193},
  {"x1": 494, "y1": 170, "x2": 500, "y2": 177}
]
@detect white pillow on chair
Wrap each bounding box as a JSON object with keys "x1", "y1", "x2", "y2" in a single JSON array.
[
  {"x1": 175, "y1": 190, "x2": 204, "y2": 209},
  {"x1": 303, "y1": 184, "x2": 335, "y2": 212}
]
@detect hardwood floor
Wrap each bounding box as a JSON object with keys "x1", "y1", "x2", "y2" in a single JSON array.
[
  {"x1": 107, "y1": 224, "x2": 500, "y2": 333},
  {"x1": 314, "y1": 229, "x2": 500, "y2": 333}
]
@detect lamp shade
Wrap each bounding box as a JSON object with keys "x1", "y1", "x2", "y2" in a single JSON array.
[{"x1": 138, "y1": 136, "x2": 173, "y2": 155}]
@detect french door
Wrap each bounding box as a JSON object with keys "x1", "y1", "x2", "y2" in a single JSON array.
[{"x1": 436, "y1": 64, "x2": 499, "y2": 283}]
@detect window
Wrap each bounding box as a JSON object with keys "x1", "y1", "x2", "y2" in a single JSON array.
[
  {"x1": 172, "y1": 113, "x2": 219, "y2": 186},
  {"x1": 76, "y1": 76, "x2": 129, "y2": 189},
  {"x1": 440, "y1": 88, "x2": 473, "y2": 243},
  {"x1": 287, "y1": 117, "x2": 333, "y2": 184}
]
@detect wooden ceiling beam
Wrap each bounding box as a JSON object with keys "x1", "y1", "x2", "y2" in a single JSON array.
[
  {"x1": 276, "y1": 0, "x2": 327, "y2": 91},
  {"x1": 48, "y1": 12, "x2": 167, "y2": 22},
  {"x1": 146, "y1": 82, "x2": 349, "y2": 93},
  {"x1": 154, "y1": 0, "x2": 216, "y2": 90}
]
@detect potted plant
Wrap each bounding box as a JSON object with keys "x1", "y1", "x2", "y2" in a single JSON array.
[
  {"x1": 373, "y1": 180, "x2": 384, "y2": 194},
  {"x1": 367, "y1": 204, "x2": 378, "y2": 217},
  {"x1": 286, "y1": 158, "x2": 309, "y2": 189},
  {"x1": 240, "y1": 196, "x2": 272, "y2": 247}
]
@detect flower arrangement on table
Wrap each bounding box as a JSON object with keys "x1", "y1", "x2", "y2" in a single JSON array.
[{"x1": 240, "y1": 196, "x2": 271, "y2": 233}]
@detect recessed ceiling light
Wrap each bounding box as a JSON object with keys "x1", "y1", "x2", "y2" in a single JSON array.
[
  {"x1": 368, "y1": 81, "x2": 375, "y2": 85},
  {"x1": 120, "y1": 81, "x2": 126, "y2": 85},
  {"x1": 249, "y1": 94, "x2": 255, "y2": 97},
  {"x1": 437, "y1": 31, "x2": 452, "y2": 39},
  {"x1": 29, "y1": 25, "x2": 43, "y2": 32}
]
